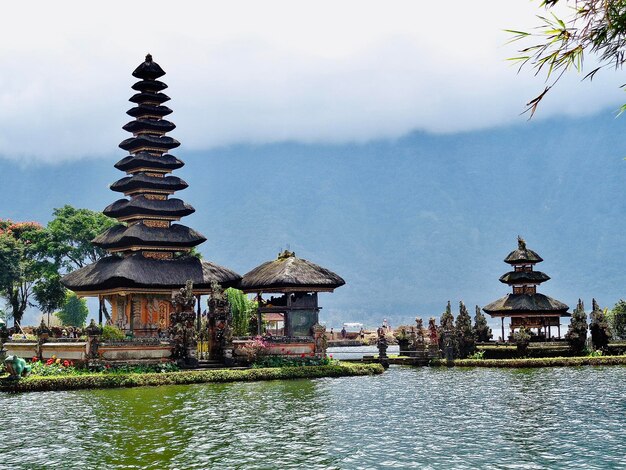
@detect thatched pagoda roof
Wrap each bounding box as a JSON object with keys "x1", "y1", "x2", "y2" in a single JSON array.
[
  {"x1": 92, "y1": 223, "x2": 206, "y2": 250},
  {"x1": 119, "y1": 134, "x2": 180, "y2": 153},
  {"x1": 132, "y1": 54, "x2": 165, "y2": 80},
  {"x1": 499, "y1": 271, "x2": 550, "y2": 285},
  {"x1": 110, "y1": 173, "x2": 188, "y2": 194},
  {"x1": 115, "y1": 153, "x2": 183, "y2": 173},
  {"x1": 504, "y1": 236, "x2": 543, "y2": 264},
  {"x1": 129, "y1": 91, "x2": 170, "y2": 105},
  {"x1": 62, "y1": 254, "x2": 241, "y2": 294},
  {"x1": 126, "y1": 104, "x2": 173, "y2": 119},
  {"x1": 240, "y1": 250, "x2": 345, "y2": 293},
  {"x1": 122, "y1": 118, "x2": 176, "y2": 134},
  {"x1": 103, "y1": 197, "x2": 194, "y2": 220},
  {"x1": 131, "y1": 79, "x2": 167, "y2": 92},
  {"x1": 483, "y1": 293, "x2": 569, "y2": 317}
]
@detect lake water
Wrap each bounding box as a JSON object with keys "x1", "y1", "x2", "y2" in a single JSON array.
[{"x1": 2, "y1": 364, "x2": 626, "y2": 469}]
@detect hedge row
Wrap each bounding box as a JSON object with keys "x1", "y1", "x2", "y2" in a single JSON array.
[
  {"x1": 0, "y1": 362, "x2": 384, "y2": 393},
  {"x1": 434, "y1": 355, "x2": 626, "y2": 368}
]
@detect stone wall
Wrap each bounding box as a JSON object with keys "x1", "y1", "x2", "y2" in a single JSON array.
[{"x1": 3, "y1": 340, "x2": 171, "y2": 365}]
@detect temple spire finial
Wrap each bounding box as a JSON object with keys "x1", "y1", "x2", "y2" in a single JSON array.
[
  {"x1": 517, "y1": 236, "x2": 526, "y2": 250},
  {"x1": 145, "y1": 53, "x2": 152, "y2": 63}
]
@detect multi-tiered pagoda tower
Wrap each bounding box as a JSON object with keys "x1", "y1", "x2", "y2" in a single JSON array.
[
  {"x1": 62, "y1": 55, "x2": 241, "y2": 337},
  {"x1": 483, "y1": 237, "x2": 569, "y2": 341}
]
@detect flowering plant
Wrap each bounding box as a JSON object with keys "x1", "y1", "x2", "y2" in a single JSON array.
[
  {"x1": 30, "y1": 355, "x2": 77, "y2": 376},
  {"x1": 239, "y1": 336, "x2": 270, "y2": 362}
]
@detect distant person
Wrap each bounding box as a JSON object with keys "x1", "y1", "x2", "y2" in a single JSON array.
[
  {"x1": 360, "y1": 328, "x2": 365, "y2": 340},
  {"x1": 341, "y1": 327, "x2": 347, "y2": 339},
  {"x1": 330, "y1": 327, "x2": 334, "y2": 339}
]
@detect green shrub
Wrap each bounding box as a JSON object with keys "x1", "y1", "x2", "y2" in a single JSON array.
[
  {"x1": 438, "y1": 355, "x2": 626, "y2": 368},
  {"x1": 513, "y1": 327, "x2": 531, "y2": 356},
  {"x1": 565, "y1": 299, "x2": 588, "y2": 354},
  {"x1": 467, "y1": 350, "x2": 485, "y2": 360},
  {"x1": 0, "y1": 362, "x2": 384, "y2": 393},
  {"x1": 101, "y1": 325, "x2": 125, "y2": 340},
  {"x1": 252, "y1": 355, "x2": 335, "y2": 368},
  {"x1": 589, "y1": 299, "x2": 612, "y2": 351}
]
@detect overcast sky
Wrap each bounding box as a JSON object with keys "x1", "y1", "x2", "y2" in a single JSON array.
[{"x1": 1, "y1": 0, "x2": 624, "y2": 163}]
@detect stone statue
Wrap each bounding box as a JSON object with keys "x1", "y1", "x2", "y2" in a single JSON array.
[
  {"x1": 86, "y1": 319, "x2": 103, "y2": 359},
  {"x1": 170, "y1": 280, "x2": 198, "y2": 367},
  {"x1": 377, "y1": 326, "x2": 389, "y2": 368},
  {"x1": 4, "y1": 355, "x2": 32, "y2": 379}
]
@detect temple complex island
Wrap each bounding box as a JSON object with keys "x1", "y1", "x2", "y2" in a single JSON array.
[
  {"x1": 240, "y1": 250, "x2": 345, "y2": 337},
  {"x1": 62, "y1": 55, "x2": 241, "y2": 337},
  {"x1": 483, "y1": 237, "x2": 569, "y2": 341}
]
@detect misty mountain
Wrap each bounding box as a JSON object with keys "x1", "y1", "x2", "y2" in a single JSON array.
[{"x1": 1, "y1": 111, "x2": 625, "y2": 329}]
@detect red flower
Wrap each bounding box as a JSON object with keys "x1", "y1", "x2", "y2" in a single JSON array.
[
  {"x1": 45, "y1": 359, "x2": 54, "y2": 366},
  {"x1": 63, "y1": 360, "x2": 70, "y2": 367},
  {"x1": 32, "y1": 357, "x2": 38, "y2": 363},
  {"x1": 301, "y1": 353, "x2": 306, "y2": 358}
]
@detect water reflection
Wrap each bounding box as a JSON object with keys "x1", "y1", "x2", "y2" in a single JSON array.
[{"x1": 2, "y1": 366, "x2": 626, "y2": 469}]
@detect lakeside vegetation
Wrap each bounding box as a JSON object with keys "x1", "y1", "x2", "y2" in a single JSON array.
[
  {"x1": 0, "y1": 362, "x2": 383, "y2": 393},
  {"x1": 434, "y1": 355, "x2": 626, "y2": 368}
]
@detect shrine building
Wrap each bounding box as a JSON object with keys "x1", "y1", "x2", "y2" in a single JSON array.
[
  {"x1": 483, "y1": 237, "x2": 570, "y2": 341},
  {"x1": 62, "y1": 55, "x2": 241, "y2": 337},
  {"x1": 240, "y1": 250, "x2": 345, "y2": 337}
]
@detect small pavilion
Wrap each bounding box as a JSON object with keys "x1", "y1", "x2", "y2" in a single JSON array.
[
  {"x1": 62, "y1": 55, "x2": 241, "y2": 337},
  {"x1": 483, "y1": 237, "x2": 569, "y2": 341},
  {"x1": 240, "y1": 250, "x2": 345, "y2": 336}
]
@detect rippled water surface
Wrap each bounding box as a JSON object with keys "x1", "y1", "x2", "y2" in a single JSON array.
[{"x1": 2, "y1": 365, "x2": 626, "y2": 469}]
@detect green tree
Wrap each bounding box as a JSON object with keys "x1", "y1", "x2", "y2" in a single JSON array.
[
  {"x1": 565, "y1": 299, "x2": 588, "y2": 354},
  {"x1": 47, "y1": 205, "x2": 116, "y2": 272},
  {"x1": 0, "y1": 220, "x2": 63, "y2": 327},
  {"x1": 33, "y1": 274, "x2": 67, "y2": 325},
  {"x1": 47, "y1": 205, "x2": 118, "y2": 324},
  {"x1": 589, "y1": 298, "x2": 612, "y2": 351},
  {"x1": 508, "y1": 1, "x2": 626, "y2": 116},
  {"x1": 473, "y1": 305, "x2": 493, "y2": 343},
  {"x1": 609, "y1": 299, "x2": 626, "y2": 340},
  {"x1": 514, "y1": 327, "x2": 531, "y2": 356},
  {"x1": 56, "y1": 292, "x2": 89, "y2": 327},
  {"x1": 226, "y1": 288, "x2": 255, "y2": 336},
  {"x1": 438, "y1": 300, "x2": 456, "y2": 356},
  {"x1": 455, "y1": 301, "x2": 476, "y2": 358}
]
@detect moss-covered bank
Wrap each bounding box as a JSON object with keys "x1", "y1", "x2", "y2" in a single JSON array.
[
  {"x1": 0, "y1": 362, "x2": 384, "y2": 393},
  {"x1": 433, "y1": 355, "x2": 626, "y2": 368}
]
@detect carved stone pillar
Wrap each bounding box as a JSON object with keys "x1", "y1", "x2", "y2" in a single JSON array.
[
  {"x1": 312, "y1": 324, "x2": 327, "y2": 357},
  {"x1": 170, "y1": 280, "x2": 198, "y2": 367}
]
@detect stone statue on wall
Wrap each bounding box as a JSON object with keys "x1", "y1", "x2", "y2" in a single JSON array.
[{"x1": 170, "y1": 280, "x2": 198, "y2": 367}]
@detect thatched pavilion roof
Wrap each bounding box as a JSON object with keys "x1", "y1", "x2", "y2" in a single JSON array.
[
  {"x1": 483, "y1": 293, "x2": 569, "y2": 317},
  {"x1": 239, "y1": 250, "x2": 345, "y2": 293}
]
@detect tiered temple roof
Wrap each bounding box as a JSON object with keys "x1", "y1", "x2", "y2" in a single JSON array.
[
  {"x1": 62, "y1": 55, "x2": 240, "y2": 294},
  {"x1": 483, "y1": 237, "x2": 568, "y2": 316}
]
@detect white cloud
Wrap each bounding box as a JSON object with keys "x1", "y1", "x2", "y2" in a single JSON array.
[{"x1": 0, "y1": 0, "x2": 623, "y2": 163}]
